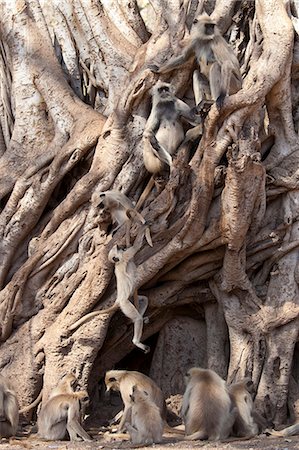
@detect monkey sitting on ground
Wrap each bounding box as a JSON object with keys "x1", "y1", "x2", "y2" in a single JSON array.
[
  {"x1": 105, "y1": 370, "x2": 166, "y2": 432},
  {"x1": 136, "y1": 81, "x2": 200, "y2": 209},
  {"x1": 69, "y1": 229, "x2": 150, "y2": 353},
  {"x1": 229, "y1": 378, "x2": 259, "y2": 438},
  {"x1": 0, "y1": 374, "x2": 19, "y2": 438},
  {"x1": 181, "y1": 368, "x2": 236, "y2": 440},
  {"x1": 37, "y1": 374, "x2": 91, "y2": 442},
  {"x1": 125, "y1": 385, "x2": 163, "y2": 445},
  {"x1": 105, "y1": 369, "x2": 183, "y2": 435},
  {"x1": 150, "y1": 15, "x2": 242, "y2": 110}
]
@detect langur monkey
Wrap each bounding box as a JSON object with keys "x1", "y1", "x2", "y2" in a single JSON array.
[
  {"x1": 0, "y1": 375, "x2": 19, "y2": 438},
  {"x1": 136, "y1": 81, "x2": 199, "y2": 210},
  {"x1": 181, "y1": 368, "x2": 236, "y2": 440},
  {"x1": 125, "y1": 385, "x2": 163, "y2": 445},
  {"x1": 105, "y1": 370, "x2": 166, "y2": 432},
  {"x1": 105, "y1": 369, "x2": 183, "y2": 435},
  {"x1": 69, "y1": 230, "x2": 150, "y2": 353},
  {"x1": 37, "y1": 374, "x2": 91, "y2": 441},
  {"x1": 229, "y1": 378, "x2": 259, "y2": 437},
  {"x1": 91, "y1": 190, "x2": 151, "y2": 246},
  {"x1": 151, "y1": 15, "x2": 242, "y2": 109}
]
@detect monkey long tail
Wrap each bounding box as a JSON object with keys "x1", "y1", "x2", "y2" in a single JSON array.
[
  {"x1": 19, "y1": 390, "x2": 43, "y2": 414},
  {"x1": 69, "y1": 304, "x2": 119, "y2": 331},
  {"x1": 135, "y1": 177, "x2": 155, "y2": 211},
  {"x1": 267, "y1": 423, "x2": 299, "y2": 437},
  {"x1": 163, "y1": 423, "x2": 185, "y2": 435}
]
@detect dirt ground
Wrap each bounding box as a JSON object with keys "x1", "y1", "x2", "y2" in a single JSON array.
[{"x1": 1, "y1": 431, "x2": 299, "y2": 450}]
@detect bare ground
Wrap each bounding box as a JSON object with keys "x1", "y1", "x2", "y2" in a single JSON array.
[{"x1": 2, "y1": 432, "x2": 299, "y2": 450}]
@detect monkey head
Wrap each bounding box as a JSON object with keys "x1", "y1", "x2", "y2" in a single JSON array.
[
  {"x1": 151, "y1": 81, "x2": 175, "y2": 99},
  {"x1": 129, "y1": 385, "x2": 149, "y2": 403},
  {"x1": 105, "y1": 371, "x2": 121, "y2": 392},
  {"x1": 192, "y1": 15, "x2": 218, "y2": 40},
  {"x1": 63, "y1": 373, "x2": 78, "y2": 390},
  {"x1": 108, "y1": 244, "x2": 126, "y2": 264}
]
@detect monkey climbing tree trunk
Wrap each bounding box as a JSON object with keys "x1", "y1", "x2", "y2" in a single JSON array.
[{"x1": 0, "y1": 0, "x2": 298, "y2": 429}]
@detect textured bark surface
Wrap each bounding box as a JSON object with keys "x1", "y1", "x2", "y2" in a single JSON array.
[{"x1": 0, "y1": 0, "x2": 298, "y2": 434}]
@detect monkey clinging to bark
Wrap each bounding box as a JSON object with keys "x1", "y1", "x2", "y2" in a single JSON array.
[{"x1": 150, "y1": 15, "x2": 242, "y2": 110}]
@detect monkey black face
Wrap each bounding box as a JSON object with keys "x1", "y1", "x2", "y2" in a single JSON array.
[
  {"x1": 204, "y1": 22, "x2": 215, "y2": 36},
  {"x1": 158, "y1": 86, "x2": 169, "y2": 94}
]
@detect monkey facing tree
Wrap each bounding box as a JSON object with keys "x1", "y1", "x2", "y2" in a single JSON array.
[
  {"x1": 228, "y1": 378, "x2": 259, "y2": 438},
  {"x1": 0, "y1": 374, "x2": 19, "y2": 438},
  {"x1": 181, "y1": 368, "x2": 236, "y2": 440},
  {"x1": 150, "y1": 14, "x2": 242, "y2": 110}
]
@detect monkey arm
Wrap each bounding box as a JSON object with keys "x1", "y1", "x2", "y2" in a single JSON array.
[
  {"x1": 156, "y1": 45, "x2": 194, "y2": 73},
  {"x1": 176, "y1": 98, "x2": 201, "y2": 125},
  {"x1": 123, "y1": 229, "x2": 145, "y2": 260},
  {"x1": 143, "y1": 110, "x2": 160, "y2": 138}
]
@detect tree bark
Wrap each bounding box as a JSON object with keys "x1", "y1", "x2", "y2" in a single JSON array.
[{"x1": 0, "y1": 0, "x2": 298, "y2": 427}]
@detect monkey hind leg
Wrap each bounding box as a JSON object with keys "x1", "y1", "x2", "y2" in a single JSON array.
[
  {"x1": 133, "y1": 317, "x2": 150, "y2": 353},
  {"x1": 193, "y1": 69, "x2": 210, "y2": 106},
  {"x1": 67, "y1": 419, "x2": 92, "y2": 442},
  {"x1": 137, "y1": 295, "x2": 148, "y2": 318}
]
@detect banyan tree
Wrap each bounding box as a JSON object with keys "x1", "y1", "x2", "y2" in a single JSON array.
[{"x1": 0, "y1": 0, "x2": 298, "y2": 430}]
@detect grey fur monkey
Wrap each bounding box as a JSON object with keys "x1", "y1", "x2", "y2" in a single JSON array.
[
  {"x1": 69, "y1": 230, "x2": 150, "y2": 353},
  {"x1": 92, "y1": 189, "x2": 145, "y2": 233},
  {"x1": 37, "y1": 375, "x2": 91, "y2": 442},
  {"x1": 105, "y1": 370, "x2": 167, "y2": 432},
  {"x1": 136, "y1": 81, "x2": 199, "y2": 209},
  {"x1": 229, "y1": 378, "x2": 259, "y2": 438},
  {"x1": 151, "y1": 15, "x2": 242, "y2": 109},
  {"x1": 0, "y1": 375, "x2": 19, "y2": 438},
  {"x1": 181, "y1": 368, "x2": 236, "y2": 440},
  {"x1": 125, "y1": 385, "x2": 163, "y2": 445}
]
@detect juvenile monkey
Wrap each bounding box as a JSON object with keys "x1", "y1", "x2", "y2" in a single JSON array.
[
  {"x1": 0, "y1": 375, "x2": 19, "y2": 438},
  {"x1": 125, "y1": 385, "x2": 163, "y2": 445},
  {"x1": 105, "y1": 370, "x2": 166, "y2": 432},
  {"x1": 105, "y1": 369, "x2": 183, "y2": 435},
  {"x1": 229, "y1": 378, "x2": 259, "y2": 437},
  {"x1": 91, "y1": 190, "x2": 147, "y2": 238},
  {"x1": 151, "y1": 15, "x2": 242, "y2": 109},
  {"x1": 136, "y1": 81, "x2": 199, "y2": 209},
  {"x1": 69, "y1": 230, "x2": 150, "y2": 353},
  {"x1": 181, "y1": 368, "x2": 236, "y2": 440},
  {"x1": 37, "y1": 390, "x2": 92, "y2": 441}
]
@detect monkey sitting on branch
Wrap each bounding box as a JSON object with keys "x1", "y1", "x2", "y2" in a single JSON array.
[
  {"x1": 37, "y1": 373, "x2": 92, "y2": 442},
  {"x1": 181, "y1": 368, "x2": 236, "y2": 440},
  {"x1": 125, "y1": 385, "x2": 164, "y2": 445},
  {"x1": 136, "y1": 80, "x2": 200, "y2": 210},
  {"x1": 0, "y1": 374, "x2": 19, "y2": 438},
  {"x1": 150, "y1": 15, "x2": 242, "y2": 110},
  {"x1": 69, "y1": 229, "x2": 150, "y2": 353}
]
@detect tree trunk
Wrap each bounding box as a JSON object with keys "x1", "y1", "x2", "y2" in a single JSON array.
[{"x1": 0, "y1": 0, "x2": 298, "y2": 428}]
